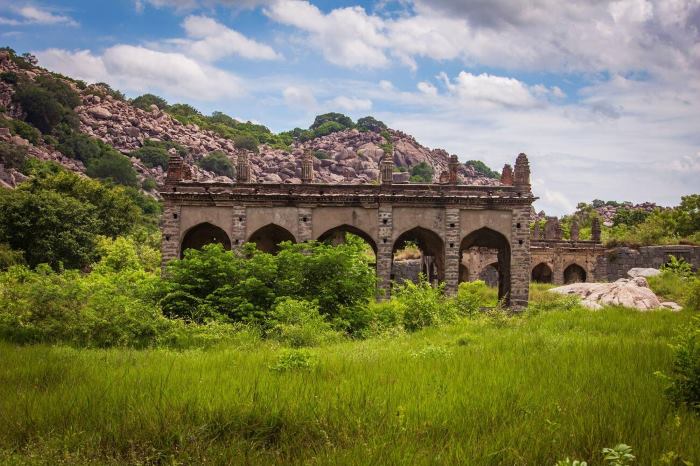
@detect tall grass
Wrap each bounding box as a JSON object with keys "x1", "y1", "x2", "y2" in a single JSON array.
[{"x1": 1, "y1": 308, "x2": 698, "y2": 465}]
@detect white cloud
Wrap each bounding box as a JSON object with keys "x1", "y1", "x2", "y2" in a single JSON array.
[
  {"x1": 283, "y1": 85, "x2": 318, "y2": 109},
  {"x1": 329, "y1": 95, "x2": 372, "y2": 111},
  {"x1": 0, "y1": 5, "x2": 78, "y2": 26},
  {"x1": 35, "y1": 46, "x2": 244, "y2": 101},
  {"x1": 379, "y1": 80, "x2": 394, "y2": 91},
  {"x1": 417, "y1": 81, "x2": 437, "y2": 96},
  {"x1": 176, "y1": 15, "x2": 280, "y2": 61}
]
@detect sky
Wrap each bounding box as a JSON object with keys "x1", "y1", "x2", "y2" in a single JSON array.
[{"x1": 1, "y1": 0, "x2": 699, "y2": 215}]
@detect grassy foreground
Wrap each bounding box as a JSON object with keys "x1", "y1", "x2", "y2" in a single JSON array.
[{"x1": 1, "y1": 307, "x2": 699, "y2": 465}]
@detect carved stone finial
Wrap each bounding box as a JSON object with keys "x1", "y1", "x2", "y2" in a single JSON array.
[
  {"x1": 544, "y1": 216, "x2": 561, "y2": 240},
  {"x1": 570, "y1": 217, "x2": 580, "y2": 241},
  {"x1": 380, "y1": 154, "x2": 394, "y2": 185},
  {"x1": 301, "y1": 151, "x2": 314, "y2": 183},
  {"x1": 591, "y1": 217, "x2": 601, "y2": 243},
  {"x1": 532, "y1": 221, "x2": 541, "y2": 240},
  {"x1": 513, "y1": 153, "x2": 531, "y2": 187},
  {"x1": 166, "y1": 154, "x2": 184, "y2": 183},
  {"x1": 448, "y1": 154, "x2": 459, "y2": 184},
  {"x1": 237, "y1": 151, "x2": 250, "y2": 183},
  {"x1": 500, "y1": 164, "x2": 513, "y2": 186}
]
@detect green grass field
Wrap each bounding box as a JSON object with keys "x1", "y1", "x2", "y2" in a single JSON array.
[{"x1": 1, "y1": 306, "x2": 699, "y2": 465}]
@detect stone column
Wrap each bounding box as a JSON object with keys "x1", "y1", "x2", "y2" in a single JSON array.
[
  {"x1": 301, "y1": 152, "x2": 314, "y2": 183},
  {"x1": 380, "y1": 156, "x2": 393, "y2": 185},
  {"x1": 237, "y1": 152, "x2": 250, "y2": 183},
  {"x1": 165, "y1": 154, "x2": 184, "y2": 184},
  {"x1": 500, "y1": 164, "x2": 514, "y2": 186},
  {"x1": 448, "y1": 155, "x2": 459, "y2": 184},
  {"x1": 231, "y1": 206, "x2": 246, "y2": 249},
  {"x1": 591, "y1": 217, "x2": 601, "y2": 243},
  {"x1": 161, "y1": 201, "x2": 181, "y2": 271},
  {"x1": 298, "y1": 207, "x2": 313, "y2": 242},
  {"x1": 570, "y1": 218, "x2": 580, "y2": 241},
  {"x1": 509, "y1": 205, "x2": 532, "y2": 309},
  {"x1": 552, "y1": 249, "x2": 565, "y2": 285},
  {"x1": 444, "y1": 208, "x2": 460, "y2": 294},
  {"x1": 377, "y1": 205, "x2": 393, "y2": 298}
]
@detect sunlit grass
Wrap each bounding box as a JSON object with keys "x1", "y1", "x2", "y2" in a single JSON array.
[{"x1": 1, "y1": 307, "x2": 698, "y2": 465}]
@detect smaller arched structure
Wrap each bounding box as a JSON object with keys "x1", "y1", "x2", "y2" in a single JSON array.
[
  {"x1": 478, "y1": 262, "x2": 500, "y2": 287},
  {"x1": 393, "y1": 227, "x2": 445, "y2": 283},
  {"x1": 318, "y1": 224, "x2": 377, "y2": 255},
  {"x1": 461, "y1": 228, "x2": 511, "y2": 302},
  {"x1": 532, "y1": 262, "x2": 553, "y2": 283},
  {"x1": 248, "y1": 223, "x2": 296, "y2": 254},
  {"x1": 564, "y1": 263, "x2": 587, "y2": 284},
  {"x1": 180, "y1": 222, "x2": 231, "y2": 257}
]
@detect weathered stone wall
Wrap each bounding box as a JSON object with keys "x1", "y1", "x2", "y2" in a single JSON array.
[
  {"x1": 602, "y1": 245, "x2": 700, "y2": 280},
  {"x1": 392, "y1": 260, "x2": 422, "y2": 284},
  {"x1": 530, "y1": 241, "x2": 606, "y2": 284}
]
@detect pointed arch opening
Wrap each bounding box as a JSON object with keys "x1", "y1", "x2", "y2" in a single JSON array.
[
  {"x1": 532, "y1": 262, "x2": 553, "y2": 283},
  {"x1": 248, "y1": 223, "x2": 296, "y2": 254},
  {"x1": 564, "y1": 263, "x2": 587, "y2": 284},
  {"x1": 318, "y1": 225, "x2": 377, "y2": 256},
  {"x1": 460, "y1": 228, "x2": 511, "y2": 303},
  {"x1": 392, "y1": 227, "x2": 444, "y2": 285},
  {"x1": 180, "y1": 222, "x2": 231, "y2": 258}
]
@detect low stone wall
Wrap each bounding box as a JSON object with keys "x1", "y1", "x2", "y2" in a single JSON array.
[
  {"x1": 602, "y1": 245, "x2": 700, "y2": 281},
  {"x1": 392, "y1": 259, "x2": 422, "y2": 284}
]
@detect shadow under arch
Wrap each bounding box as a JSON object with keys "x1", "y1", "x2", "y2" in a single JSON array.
[
  {"x1": 532, "y1": 262, "x2": 553, "y2": 283},
  {"x1": 318, "y1": 224, "x2": 378, "y2": 255},
  {"x1": 460, "y1": 227, "x2": 511, "y2": 303},
  {"x1": 392, "y1": 226, "x2": 445, "y2": 283},
  {"x1": 180, "y1": 222, "x2": 231, "y2": 258},
  {"x1": 564, "y1": 263, "x2": 587, "y2": 284},
  {"x1": 248, "y1": 223, "x2": 296, "y2": 254}
]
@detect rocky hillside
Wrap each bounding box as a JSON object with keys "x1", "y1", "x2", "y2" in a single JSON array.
[{"x1": 0, "y1": 49, "x2": 500, "y2": 189}]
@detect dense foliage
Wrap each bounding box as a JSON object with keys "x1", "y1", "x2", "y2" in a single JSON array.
[
  {"x1": 410, "y1": 161, "x2": 434, "y2": 183},
  {"x1": 131, "y1": 93, "x2": 168, "y2": 111},
  {"x1": 198, "y1": 150, "x2": 235, "y2": 177},
  {"x1": 466, "y1": 159, "x2": 501, "y2": 179}
]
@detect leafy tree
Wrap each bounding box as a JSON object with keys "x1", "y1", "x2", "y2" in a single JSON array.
[
  {"x1": 167, "y1": 103, "x2": 202, "y2": 119},
  {"x1": 466, "y1": 160, "x2": 500, "y2": 179},
  {"x1": 13, "y1": 83, "x2": 68, "y2": 133},
  {"x1": 130, "y1": 144, "x2": 169, "y2": 169},
  {"x1": 0, "y1": 71, "x2": 18, "y2": 85},
  {"x1": 54, "y1": 125, "x2": 103, "y2": 164},
  {"x1": 409, "y1": 162, "x2": 434, "y2": 183},
  {"x1": 313, "y1": 121, "x2": 345, "y2": 137},
  {"x1": 674, "y1": 194, "x2": 700, "y2": 237},
  {"x1": 234, "y1": 134, "x2": 259, "y2": 153},
  {"x1": 86, "y1": 150, "x2": 139, "y2": 187},
  {"x1": 0, "y1": 243, "x2": 24, "y2": 270},
  {"x1": 34, "y1": 75, "x2": 81, "y2": 109},
  {"x1": 198, "y1": 151, "x2": 235, "y2": 178},
  {"x1": 1, "y1": 118, "x2": 41, "y2": 144},
  {"x1": 0, "y1": 141, "x2": 27, "y2": 170},
  {"x1": 356, "y1": 116, "x2": 387, "y2": 132},
  {"x1": 131, "y1": 93, "x2": 168, "y2": 111},
  {"x1": 613, "y1": 208, "x2": 650, "y2": 227},
  {"x1": 310, "y1": 112, "x2": 354, "y2": 130}
]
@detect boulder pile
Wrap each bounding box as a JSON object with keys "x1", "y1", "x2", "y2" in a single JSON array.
[{"x1": 549, "y1": 277, "x2": 681, "y2": 311}]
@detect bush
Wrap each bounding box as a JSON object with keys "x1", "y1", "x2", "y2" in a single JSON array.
[
  {"x1": 356, "y1": 116, "x2": 386, "y2": 132},
  {"x1": 233, "y1": 134, "x2": 259, "y2": 153},
  {"x1": 142, "y1": 178, "x2": 157, "y2": 191},
  {"x1": 34, "y1": 75, "x2": 81, "y2": 109},
  {"x1": 0, "y1": 243, "x2": 24, "y2": 270},
  {"x1": 6, "y1": 119, "x2": 41, "y2": 144},
  {"x1": 313, "y1": 121, "x2": 345, "y2": 137},
  {"x1": 409, "y1": 162, "x2": 434, "y2": 183},
  {"x1": 86, "y1": 150, "x2": 139, "y2": 187},
  {"x1": 269, "y1": 349, "x2": 317, "y2": 372},
  {"x1": 394, "y1": 276, "x2": 454, "y2": 331},
  {"x1": 198, "y1": 151, "x2": 235, "y2": 178},
  {"x1": 361, "y1": 300, "x2": 405, "y2": 337},
  {"x1": 131, "y1": 93, "x2": 168, "y2": 111},
  {"x1": 130, "y1": 144, "x2": 169, "y2": 169},
  {"x1": 454, "y1": 280, "x2": 495, "y2": 316},
  {"x1": 13, "y1": 83, "x2": 69, "y2": 133},
  {"x1": 89, "y1": 82, "x2": 125, "y2": 101},
  {"x1": 167, "y1": 103, "x2": 201, "y2": 119},
  {"x1": 663, "y1": 316, "x2": 700, "y2": 412},
  {"x1": 267, "y1": 298, "x2": 341, "y2": 347},
  {"x1": 0, "y1": 71, "x2": 18, "y2": 84},
  {"x1": 0, "y1": 141, "x2": 27, "y2": 170},
  {"x1": 466, "y1": 160, "x2": 500, "y2": 179}
]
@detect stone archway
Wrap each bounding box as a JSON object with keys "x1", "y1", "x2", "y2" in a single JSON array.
[
  {"x1": 180, "y1": 222, "x2": 231, "y2": 258},
  {"x1": 248, "y1": 223, "x2": 296, "y2": 254},
  {"x1": 460, "y1": 228, "x2": 511, "y2": 303},
  {"x1": 318, "y1": 224, "x2": 377, "y2": 255},
  {"x1": 392, "y1": 227, "x2": 445, "y2": 284},
  {"x1": 564, "y1": 263, "x2": 587, "y2": 284},
  {"x1": 532, "y1": 262, "x2": 553, "y2": 283}
]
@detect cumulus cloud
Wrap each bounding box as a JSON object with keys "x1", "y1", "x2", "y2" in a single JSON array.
[
  {"x1": 283, "y1": 85, "x2": 318, "y2": 109},
  {"x1": 417, "y1": 81, "x2": 437, "y2": 96},
  {"x1": 329, "y1": 96, "x2": 372, "y2": 111},
  {"x1": 0, "y1": 5, "x2": 78, "y2": 26},
  {"x1": 35, "y1": 46, "x2": 244, "y2": 100}
]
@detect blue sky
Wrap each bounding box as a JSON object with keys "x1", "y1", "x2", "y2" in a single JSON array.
[{"x1": 1, "y1": 0, "x2": 699, "y2": 215}]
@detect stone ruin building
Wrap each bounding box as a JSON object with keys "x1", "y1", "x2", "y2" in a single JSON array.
[{"x1": 160, "y1": 151, "x2": 700, "y2": 308}]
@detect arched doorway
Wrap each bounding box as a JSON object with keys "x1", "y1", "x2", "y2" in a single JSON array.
[
  {"x1": 532, "y1": 262, "x2": 553, "y2": 283},
  {"x1": 318, "y1": 225, "x2": 377, "y2": 267},
  {"x1": 478, "y1": 262, "x2": 499, "y2": 287},
  {"x1": 248, "y1": 224, "x2": 296, "y2": 254},
  {"x1": 180, "y1": 222, "x2": 231, "y2": 258},
  {"x1": 392, "y1": 227, "x2": 444, "y2": 284},
  {"x1": 460, "y1": 228, "x2": 511, "y2": 303},
  {"x1": 564, "y1": 264, "x2": 587, "y2": 284}
]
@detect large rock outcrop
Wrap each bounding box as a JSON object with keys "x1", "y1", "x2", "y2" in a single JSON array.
[{"x1": 549, "y1": 277, "x2": 680, "y2": 311}]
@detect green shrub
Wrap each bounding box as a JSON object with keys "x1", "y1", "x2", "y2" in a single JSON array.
[
  {"x1": 13, "y1": 83, "x2": 69, "y2": 133},
  {"x1": 131, "y1": 93, "x2": 168, "y2": 111},
  {"x1": 466, "y1": 159, "x2": 500, "y2": 179},
  {"x1": 0, "y1": 71, "x2": 18, "y2": 84},
  {"x1": 270, "y1": 349, "x2": 317, "y2": 372},
  {"x1": 394, "y1": 275, "x2": 454, "y2": 331},
  {"x1": 687, "y1": 279, "x2": 700, "y2": 312},
  {"x1": 167, "y1": 103, "x2": 201, "y2": 119},
  {"x1": 356, "y1": 116, "x2": 386, "y2": 132},
  {"x1": 0, "y1": 141, "x2": 27, "y2": 170},
  {"x1": 661, "y1": 255, "x2": 694, "y2": 279},
  {"x1": 313, "y1": 121, "x2": 345, "y2": 137},
  {"x1": 34, "y1": 75, "x2": 81, "y2": 109},
  {"x1": 409, "y1": 161, "x2": 434, "y2": 183},
  {"x1": 54, "y1": 125, "x2": 102, "y2": 164},
  {"x1": 233, "y1": 134, "x2": 259, "y2": 153},
  {"x1": 86, "y1": 150, "x2": 139, "y2": 187},
  {"x1": 89, "y1": 82, "x2": 125, "y2": 101},
  {"x1": 314, "y1": 149, "x2": 330, "y2": 160},
  {"x1": 130, "y1": 144, "x2": 169, "y2": 169},
  {"x1": 361, "y1": 300, "x2": 405, "y2": 337},
  {"x1": 198, "y1": 151, "x2": 234, "y2": 178},
  {"x1": 310, "y1": 112, "x2": 354, "y2": 131},
  {"x1": 142, "y1": 178, "x2": 157, "y2": 191},
  {"x1": 454, "y1": 280, "x2": 495, "y2": 316},
  {"x1": 663, "y1": 316, "x2": 700, "y2": 412},
  {"x1": 602, "y1": 444, "x2": 635, "y2": 466},
  {"x1": 267, "y1": 298, "x2": 341, "y2": 347},
  {"x1": 0, "y1": 243, "x2": 24, "y2": 270},
  {"x1": 8, "y1": 119, "x2": 41, "y2": 144}
]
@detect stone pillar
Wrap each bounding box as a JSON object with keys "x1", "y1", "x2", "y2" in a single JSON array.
[
  {"x1": 161, "y1": 201, "x2": 181, "y2": 270},
  {"x1": 377, "y1": 205, "x2": 393, "y2": 297},
  {"x1": 444, "y1": 208, "x2": 460, "y2": 294},
  {"x1": 448, "y1": 154, "x2": 459, "y2": 184},
  {"x1": 570, "y1": 218, "x2": 580, "y2": 241},
  {"x1": 500, "y1": 164, "x2": 513, "y2": 186},
  {"x1": 591, "y1": 217, "x2": 601, "y2": 243},
  {"x1": 380, "y1": 156, "x2": 393, "y2": 185},
  {"x1": 165, "y1": 154, "x2": 184, "y2": 184},
  {"x1": 231, "y1": 206, "x2": 246, "y2": 249},
  {"x1": 237, "y1": 152, "x2": 250, "y2": 183},
  {"x1": 513, "y1": 153, "x2": 531, "y2": 189},
  {"x1": 298, "y1": 207, "x2": 313, "y2": 242},
  {"x1": 552, "y1": 250, "x2": 565, "y2": 285},
  {"x1": 301, "y1": 151, "x2": 314, "y2": 183},
  {"x1": 532, "y1": 221, "x2": 541, "y2": 240},
  {"x1": 510, "y1": 206, "x2": 532, "y2": 309}
]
